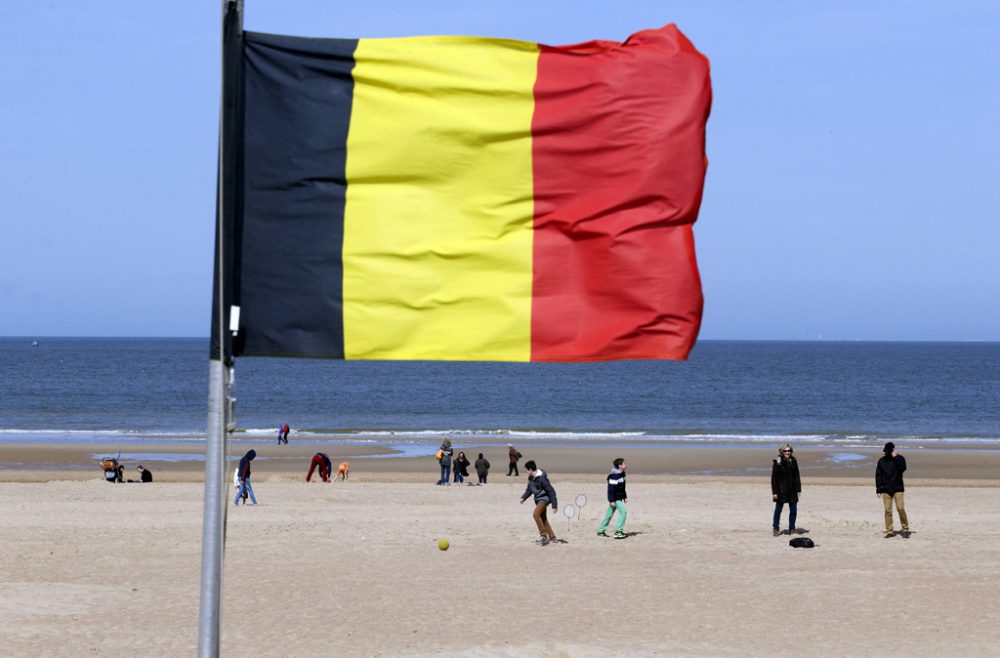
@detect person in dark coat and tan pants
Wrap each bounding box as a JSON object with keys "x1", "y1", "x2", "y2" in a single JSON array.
[
  {"x1": 771, "y1": 444, "x2": 801, "y2": 536},
  {"x1": 876, "y1": 441, "x2": 909, "y2": 538}
]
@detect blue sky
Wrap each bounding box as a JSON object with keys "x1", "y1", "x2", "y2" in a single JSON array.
[{"x1": 2, "y1": 1, "x2": 997, "y2": 340}]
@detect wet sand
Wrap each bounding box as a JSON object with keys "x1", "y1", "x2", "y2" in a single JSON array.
[{"x1": 2, "y1": 440, "x2": 999, "y2": 483}]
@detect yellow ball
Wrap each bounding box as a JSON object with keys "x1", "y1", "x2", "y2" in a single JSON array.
[{"x1": 438, "y1": 539, "x2": 450, "y2": 551}]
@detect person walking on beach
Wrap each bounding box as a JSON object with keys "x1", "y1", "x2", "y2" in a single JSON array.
[
  {"x1": 597, "y1": 457, "x2": 628, "y2": 539},
  {"x1": 519, "y1": 460, "x2": 558, "y2": 545},
  {"x1": 234, "y1": 449, "x2": 257, "y2": 505},
  {"x1": 306, "y1": 452, "x2": 332, "y2": 482},
  {"x1": 437, "y1": 439, "x2": 454, "y2": 485},
  {"x1": 282, "y1": 422, "x2": 290, "y2": 444},
  {"x1": 475, "y1": 453, "x2": 490, "y2": 484},
  {"x1": 876, "y1": 442, "x2": 909, "y2": 538},
  {"x1": 771, "y1": 444, "x2": 801, "y2": 536},
  {"x1": 507, "y1": 443, "x2": 522, "y2": 476},
  {"x1": 453, "y1": 451, "x2": 471, "y2": 485}
]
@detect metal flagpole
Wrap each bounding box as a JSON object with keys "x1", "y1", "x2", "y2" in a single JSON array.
[{"x1": 199, "y1": 1, "x2": 243, "y2": 655}]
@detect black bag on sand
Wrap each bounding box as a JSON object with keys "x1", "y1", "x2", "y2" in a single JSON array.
[{"x1": 789, "y1": 537, "x2": 815, "y2": 548}]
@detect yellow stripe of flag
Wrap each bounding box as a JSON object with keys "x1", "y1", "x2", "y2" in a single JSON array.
[{"x1": 343, "y1": 37, "x2": 539, "y2": 360}]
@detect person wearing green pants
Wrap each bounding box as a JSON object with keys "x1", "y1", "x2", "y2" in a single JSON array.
[{"x1": 598, "y1": 457, "x2": 628, "y2": 539}]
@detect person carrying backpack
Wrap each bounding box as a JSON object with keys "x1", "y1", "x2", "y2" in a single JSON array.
[{"x1": 436, "y1": 439, "x2": 453, "y2": 485}]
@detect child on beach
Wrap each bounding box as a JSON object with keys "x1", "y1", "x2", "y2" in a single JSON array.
[
  {"x1": 336, "y1": 461, "x2": 349, "y2": 481},
  {"x1": 597, "y1": 457, "x2": 628, "y2": 539},
  {"x1": 771, "y1": 444, "x2": 801, "y2": 536},
  {"x1": 519, "y1": 460, "x2": 558, "y2": 545}
]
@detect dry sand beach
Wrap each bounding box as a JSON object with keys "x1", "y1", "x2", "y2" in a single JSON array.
[{"x1": 1, "y1": 445, "x2": 998, "y2": 657}]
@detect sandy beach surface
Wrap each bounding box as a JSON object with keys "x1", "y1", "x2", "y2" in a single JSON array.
[{"x1": 1, "y1": 445, "x2": 998, "y2": 657}]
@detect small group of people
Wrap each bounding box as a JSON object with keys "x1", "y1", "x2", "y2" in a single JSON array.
[
  {"x1": 233, "y1": 449, "x2": 353, "y2": 505},
  {"x1": 101, "y1": 458, "x2": 153, "y2": 484},
  {"x1": 276, "y1": 422, "x2": 290, "y2": 445},
  {"x1": 434, "y1": 440, "x2": 491, "y2": 485},
  {"x1": 306, "y1": 452, "x2": 349, "y2": 483},
  {"x1": 771, "y1": 441, "x2": 911, "y2": 539},
  {"x1": 437, "y1": 437, "x2": 910, "y2": 546},
  {"x1": 432, "y1": 440, "x2": 625, "y2": 545}
]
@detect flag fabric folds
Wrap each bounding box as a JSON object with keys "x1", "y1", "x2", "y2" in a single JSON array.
[{"x1": 230, "y1": 24, "x2": 711, "y2": 362}]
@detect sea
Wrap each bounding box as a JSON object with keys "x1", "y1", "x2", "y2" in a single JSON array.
[{"x1": 2, "y1": 338, "x2": 999, "y2": 462}]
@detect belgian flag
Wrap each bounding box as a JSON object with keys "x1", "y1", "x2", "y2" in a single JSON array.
[{"x1": 219, "y1": 24, "x2": 711, "y2": 362}]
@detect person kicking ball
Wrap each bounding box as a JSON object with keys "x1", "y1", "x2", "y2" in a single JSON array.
[{"x1": 519, "y1": 460, "x2": 558, "y2": 545}]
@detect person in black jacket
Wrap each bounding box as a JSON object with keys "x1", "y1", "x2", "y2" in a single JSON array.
[
  {"x1": 233, "y1": 449, "x2": 257, "y2": 506},
  {"x1": 453, "y1": 452, "x2": 471, "y2": 485},
  {"x1": 771, "y1": 444, "x2": 801, "y2": 536},
  {"x1": 875, "y1": 441, "x2": 909, "y2": 538},
  {"x1": 519, "y1": 460, "x2": 558, "y2": 545},
  {"x1": 597, "y1": 457, "x2": 628, "y2": 538}
]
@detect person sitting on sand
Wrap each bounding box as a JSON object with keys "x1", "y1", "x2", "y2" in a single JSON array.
[
  {"x1": 519, "y1": 460, "x2": 558, "y2": 545},
  {"x1": 132, "y1": 465, "x2": 153, "y2": 483},
  {"x1": 336, "y1": 461, "x2": 349, "y2": 481},
  {"x1": 475, "y1": 453, "x2": 490, "y2": 484},
  {"x1": 306, "y1": 453, "x2": 332, "y2": 482},
  {"x1": 771, "y1": 444, "x2": 802, "y2": 536}
]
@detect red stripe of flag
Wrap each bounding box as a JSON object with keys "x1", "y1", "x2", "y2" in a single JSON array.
[{"x1": 530, "y1": 24, "x2": 711, "y2": 361}]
